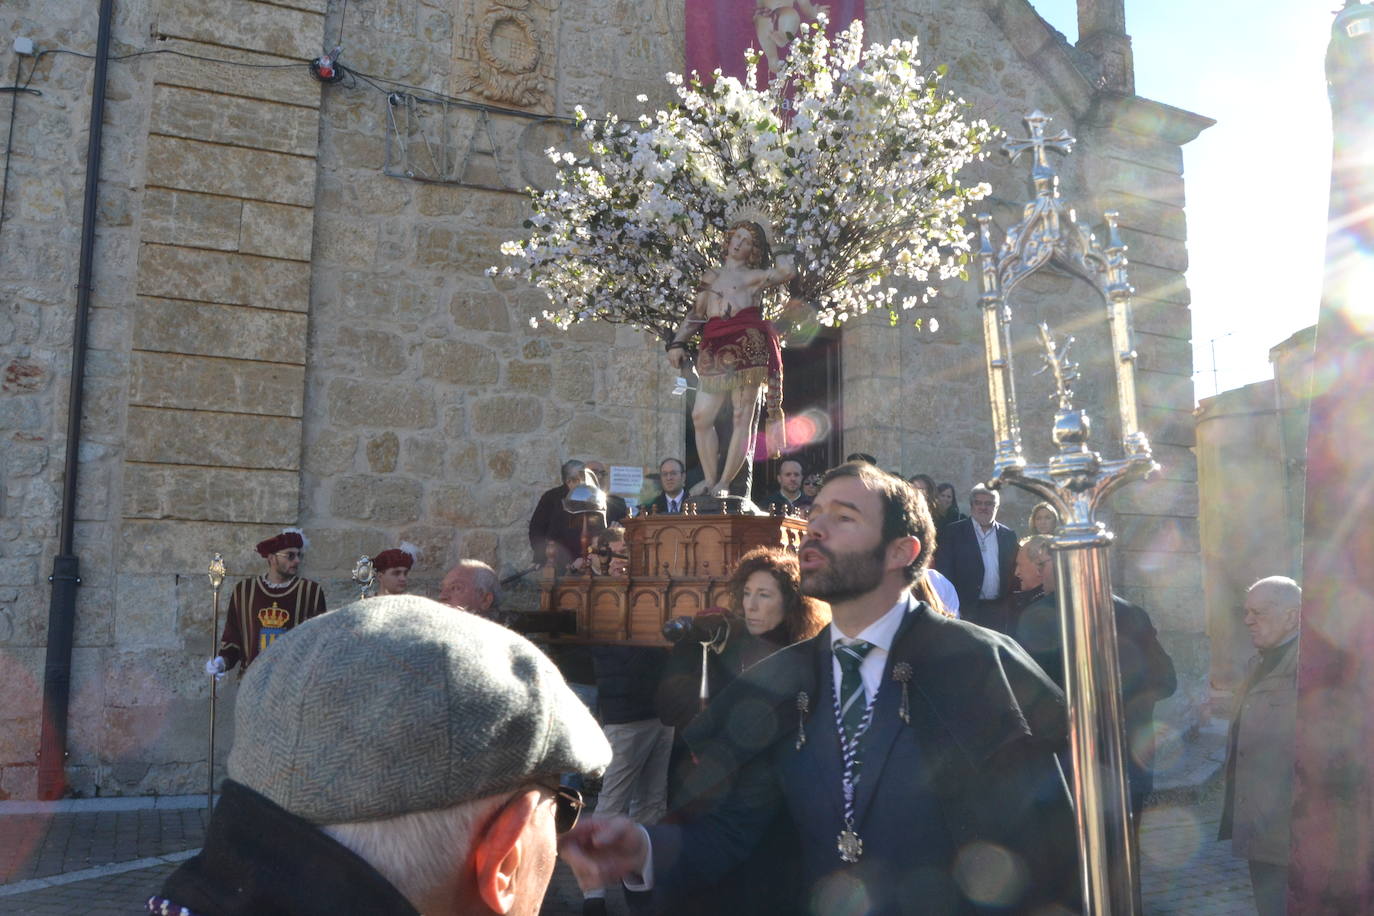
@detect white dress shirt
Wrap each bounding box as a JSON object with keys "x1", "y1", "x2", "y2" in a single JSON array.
[
  {"x1": 666, "y1": 493, "x2": 682, "y2": 514},
  {"x1": 974, "y1": 522, "x2": 1001, "y2": 600},
  {"x1": 828, "y1": 595, "x2": 912, "y2": 703}
]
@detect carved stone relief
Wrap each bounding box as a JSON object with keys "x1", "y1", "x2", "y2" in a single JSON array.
[{"x1": 451, "y1": 0, "x2": 558, "y2": 114}]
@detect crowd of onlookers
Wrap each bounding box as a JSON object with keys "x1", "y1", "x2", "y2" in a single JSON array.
[
  {"x1": 166, "y1": 453, "x2": 1299, "y2": 916},
  {"x1": 522, "y1": 453, "x2": 1178, "y2": 915}
]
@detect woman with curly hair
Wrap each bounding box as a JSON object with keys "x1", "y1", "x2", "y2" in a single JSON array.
[
  {"x1": 658, "y1": 548, "x2": 829, "y2": 733},
  {"x1": 731, "y1": 546, "x2": 830, "y2": 648},
  {"x1": 655, "y1": 547, "x2": 829, "y2": 916}
]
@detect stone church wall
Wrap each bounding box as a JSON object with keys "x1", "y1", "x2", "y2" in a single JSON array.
[{"x1": 0, "y1": 0, "x2": 1207, "y2": 798}]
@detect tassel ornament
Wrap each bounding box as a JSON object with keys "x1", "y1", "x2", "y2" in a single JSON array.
[{"x1": 892, "y1": 662, "x2": 913, "y2": 725}]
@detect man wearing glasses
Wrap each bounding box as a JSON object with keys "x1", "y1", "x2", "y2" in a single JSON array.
[
  {"x1": 154, "y1": 597, "x2": 610, "y2": 916},
  {"x1": 205, "y1": 527, "x2": 327, "y2": 680}
]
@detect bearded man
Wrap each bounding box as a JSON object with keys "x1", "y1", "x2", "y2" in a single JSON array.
[
  {"x1": 206, "y1": 528, "x2": 327, "y2": 679},
  {"x1": 560, "y1": 462, "x2": 1079, "y2": 915}
]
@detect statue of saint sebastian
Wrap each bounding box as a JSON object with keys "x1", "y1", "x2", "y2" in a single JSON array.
[{"x1": 667, "y1": 221, "x2": 795, "y2": 497}]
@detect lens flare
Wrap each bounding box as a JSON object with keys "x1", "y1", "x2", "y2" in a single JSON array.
[
  {"x1": 809, "y1": 868, "x2": 872, "y2": 916},
  {"x1": 1323, "y1": 232, "x2": 1374, "y2": 337},
  {"x1": 1138, "y1": 805, "x2": 1203, "y2": 870},
  {"x1": 0, "y1": 655, "x2": 46, "y2": 880},
  {"x1": 751, "y1": 408, "x2": 833, "y2": 459},
  {"x1": 1130, "y1": 720, "x2": 1182, "y2": 776},
  {"x1": 952, "y1": 841, "x2": 1028, "y2": 906}
]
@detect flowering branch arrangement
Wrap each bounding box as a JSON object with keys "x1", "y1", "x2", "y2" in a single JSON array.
[{"x1": 493, "y1": 17, "x2": 995, "y2": 340}]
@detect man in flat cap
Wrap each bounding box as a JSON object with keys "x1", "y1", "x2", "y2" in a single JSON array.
[
  {"x1": 205, "y1": 527, "x2": 326, "y2": 679},
  {"x1": 152, "y1": 597, "x2": 612, "y2": 916},
  {"x1": 373, "y1": 542, "x2": 420, "y2": 596}
]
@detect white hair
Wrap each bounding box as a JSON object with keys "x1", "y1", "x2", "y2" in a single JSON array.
[
  {"x1": 1248, "y1": 575, "x2": 1302, "y2": 608},
  {"x1": 323, "y1": 794, "x2": 505, "y2": 908},
  {"x1": 969, "y1": 483, "x2": 1000, "y2": 505},
  {"x1": 455, "y1": 558, "x2": 501, "y2": 609}
]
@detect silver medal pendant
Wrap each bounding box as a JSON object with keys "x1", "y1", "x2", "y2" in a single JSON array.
[{"x1": 837, "y1": 827, "x2": 863, "y2": 863}]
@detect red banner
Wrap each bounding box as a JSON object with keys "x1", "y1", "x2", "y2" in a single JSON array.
[{"x1": 685, "y1": 0, "x2": 865, "y2": 85}]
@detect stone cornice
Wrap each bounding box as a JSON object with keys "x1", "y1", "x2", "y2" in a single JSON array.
[
  {"x1": 978, "y1": 0, "x2": 1214, "y2": 147},
  {"x1": 1084, "y1": 92, "x2": 1216, "y2": 146}
]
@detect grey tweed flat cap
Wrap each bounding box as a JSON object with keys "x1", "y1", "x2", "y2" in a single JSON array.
[{"x1": 226, "y1": 595, "x2": 610, "y2": 825}]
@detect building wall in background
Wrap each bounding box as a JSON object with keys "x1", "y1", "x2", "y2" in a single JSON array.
[{"x1": 0, "y1": 0, "x2": 1208, "y2": 798}]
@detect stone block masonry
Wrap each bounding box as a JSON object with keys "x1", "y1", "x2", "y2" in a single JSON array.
[{"x1": 0, "y1": 0, "x2": 1211, "y2": 797}]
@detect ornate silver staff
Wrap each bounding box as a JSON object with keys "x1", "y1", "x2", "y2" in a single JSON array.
[
  {"x1": 206, "y1": 553, "x2": 226, "y2": 818},
  {"x1": 974, "y1": 111, "x2": 1158, "y2": 914},
  {"x1": 352, "y1": 555, "x2": 375, "y2": 600}
]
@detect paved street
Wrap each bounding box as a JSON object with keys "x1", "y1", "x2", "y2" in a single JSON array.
[{"x1": 0, "y1": 784, "x2": 1255, "y2": 915}]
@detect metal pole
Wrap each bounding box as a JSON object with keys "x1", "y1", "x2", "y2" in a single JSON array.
[
  {"x1": 1054, "y1": 534, "x2": 1140, "y2": 914},
  {"x1": 206, "y1": 554, "x2": 225, "y2": 818},
  {"x1": 974, "y1": 112, "x2": 1164, "y2": 914},
  {"x1": 37, "y1": 0, "x2": 115, "y2": 800}
]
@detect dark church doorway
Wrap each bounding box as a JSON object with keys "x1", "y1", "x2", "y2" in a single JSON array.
[{"x1": 682, "y1": 328, "x2": 843, "y2": 503}]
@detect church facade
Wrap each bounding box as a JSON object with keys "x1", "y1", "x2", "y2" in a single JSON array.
[{"x1": 0, "y1": 0, "x2": 1209, "y2": 797}]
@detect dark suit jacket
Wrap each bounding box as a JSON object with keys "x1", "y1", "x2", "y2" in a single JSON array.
[
  {"x1": 934, "y1": 518, "x2": 1019, "y2": 628},
  {"x1": 649, "y1": 600, "x2": 1079, "y2": 915},
  {"x1": 1014, "y1": 592, "x2": 1177, "y2": 813},
  {"x1": 528, "y1": 485, "x2": 580, "y2": 566},
  {"x1": 529, "y1": 486, "x2": 627, "y2": 565},
  {"x1": 647, "y1": 491, "x2": 688, "y2": 515}
]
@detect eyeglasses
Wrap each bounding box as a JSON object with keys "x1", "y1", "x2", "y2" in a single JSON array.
[
  {"x1": 274, "y1": 550, "x2": 303, "y2": 560},
  {"x1": 545, "y1": 784, "x2": 585, "y2": 835}
]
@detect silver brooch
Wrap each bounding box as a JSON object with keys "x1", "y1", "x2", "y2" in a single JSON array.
[{"x1": 892, "y1": 662, "x2": 913, "y2": 725}]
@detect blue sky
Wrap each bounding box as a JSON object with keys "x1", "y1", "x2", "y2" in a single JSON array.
[{"x1": 1032, "y1": 0, "x2": 1334, "y2": 399}]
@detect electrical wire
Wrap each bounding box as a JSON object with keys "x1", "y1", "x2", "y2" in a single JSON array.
[
  {"x1": 27, "y1": 46, "x2": 306, "y2": 73},
  {"x1": 0, "y1": 55, "x2": 25, "y2": 236},
  {"x1": 10, "y1": 41, "x2": 567, "y2": 119},
  {"x1": 337, "y1": 62, "x2": 576, "y2": 122},
  {"x1": 336, "y1": 0, "x2": 349, "y2": 51},
  {"x1": 0, "y1": 36, "x2": 574, "y2": 240}
]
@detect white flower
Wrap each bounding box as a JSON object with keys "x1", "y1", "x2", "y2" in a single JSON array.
[{"x1": 493, "y1": 18, "x2": 995, "y2": 339}]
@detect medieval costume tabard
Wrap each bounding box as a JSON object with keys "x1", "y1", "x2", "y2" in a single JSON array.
[
  {"x1": 695, "y1": 306, "x2": 785, "y2": 434},
  {"x1": 219, "y1": 577, "x2": 326, "y2": 673}
]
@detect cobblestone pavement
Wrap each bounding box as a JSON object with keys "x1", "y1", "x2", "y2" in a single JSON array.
[{"x1": 0, "y1": 791, "x2": 1254, "y2": 915}]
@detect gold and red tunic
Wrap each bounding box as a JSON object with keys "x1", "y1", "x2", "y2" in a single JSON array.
[
  {"x1": 219, "y1": 577, "x2": 326, "y2": 672},
  {"x1": 695, "y1": 307, "x2": 787, "y2": 457},
  {"x1": 695, "y1": 306, "x2": 784, "y2": 416}
]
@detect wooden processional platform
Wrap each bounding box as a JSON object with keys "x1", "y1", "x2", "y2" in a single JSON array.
[{"x1": 536, "y1": 510, "x2": 807, "y2": 645}]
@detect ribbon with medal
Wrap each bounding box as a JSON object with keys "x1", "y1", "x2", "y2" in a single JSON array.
[{"x1": 831, "y1": 669, "x2": 879, "y2": 863}]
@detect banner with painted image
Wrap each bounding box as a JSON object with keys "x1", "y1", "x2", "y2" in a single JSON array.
[{"x1": 685, "y1": 0, "x2": 864, "y2": 85}]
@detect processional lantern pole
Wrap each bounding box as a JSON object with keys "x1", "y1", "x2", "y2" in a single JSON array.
[
  {"x1": 206, "y1": 553, "x2": 226, "y2": 819},
  {"x1": 974, "y1": 111, "x2": 1159, "y2": 915},
  {"x1": 352, "y1": 556, "x2": 376, "y2": 601}
]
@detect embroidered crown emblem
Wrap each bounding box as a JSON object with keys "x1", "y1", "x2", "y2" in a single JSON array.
[{"x1": 258, "y1": 602, "x2": 290, "y2": 629}]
